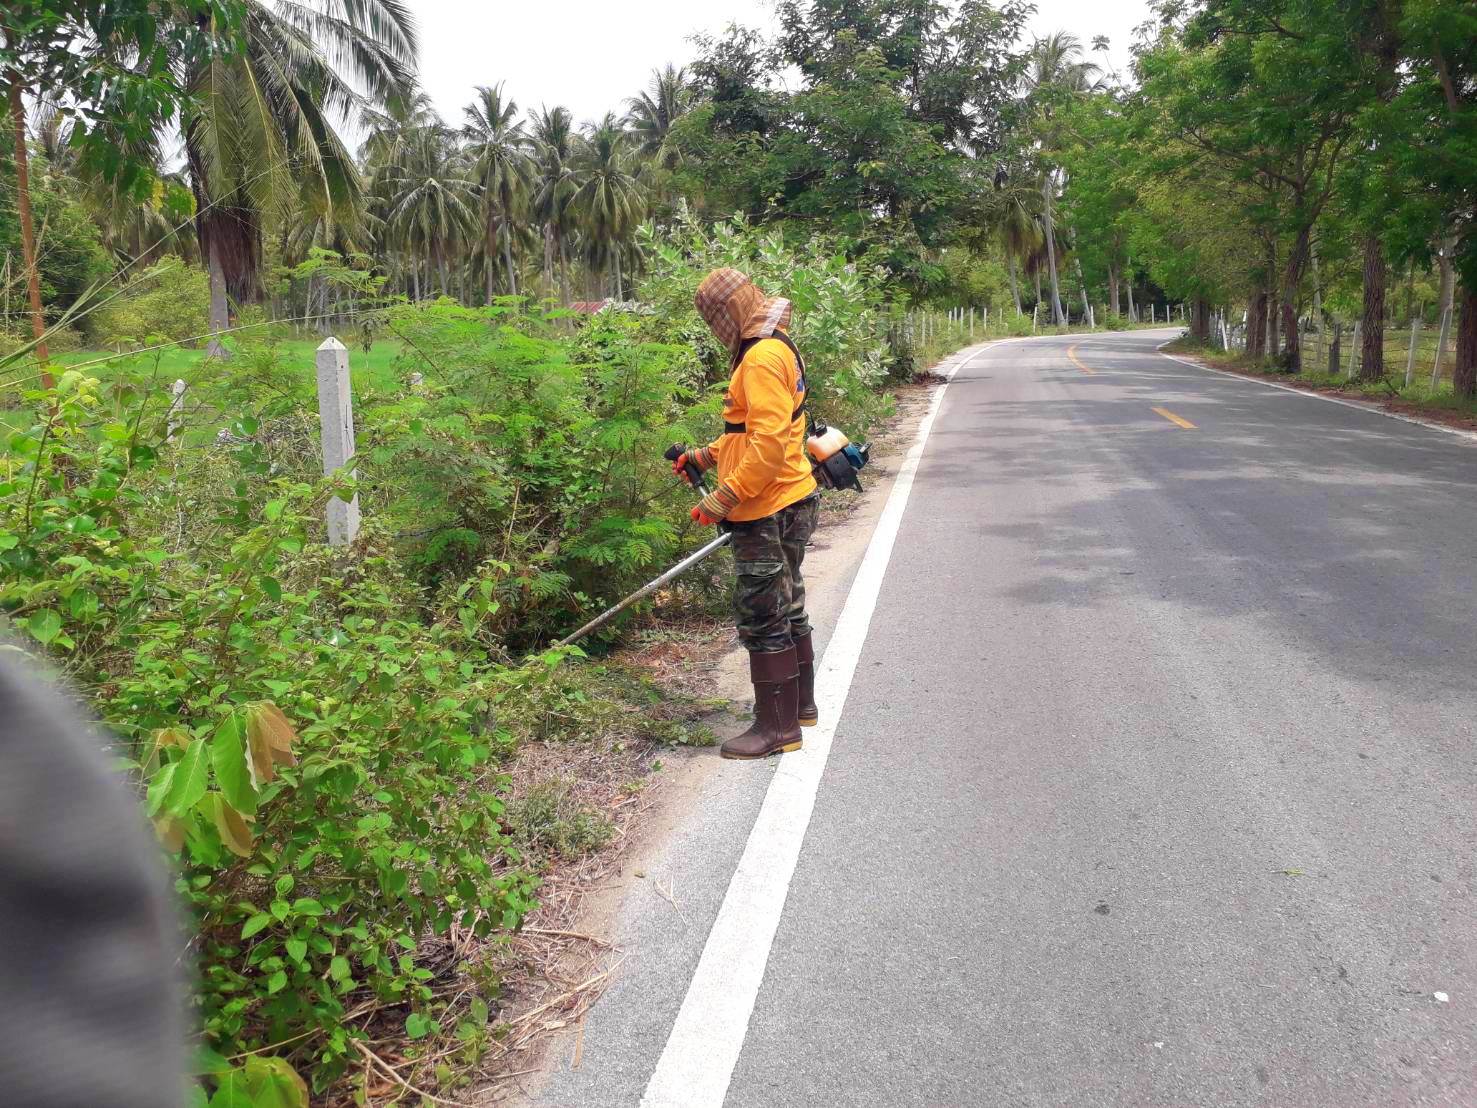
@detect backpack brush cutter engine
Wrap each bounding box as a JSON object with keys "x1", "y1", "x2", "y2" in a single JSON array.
[{"x1": 805, "y1": 422, "x2": 870, "y2": 491}]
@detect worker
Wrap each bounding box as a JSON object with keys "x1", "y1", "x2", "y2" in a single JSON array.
[{"x1": 671, "y1": 268, "x2": 821, "y2": 759}]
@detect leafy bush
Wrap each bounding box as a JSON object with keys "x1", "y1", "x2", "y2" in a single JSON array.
[
  {"x1": 0, "y1": 372, "x2": 552, "y2": 1097},
  {"x1": 87, "y1": 257, "x2": 211, "y2": 347},
  {"x1": 637, "y1": 206, "x2": 894, "y2": 436}
]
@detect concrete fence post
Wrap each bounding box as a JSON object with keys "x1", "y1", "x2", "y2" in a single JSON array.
[
  {"x1": 1431, "y1": 307, "x2": 1452, "y2": 389},
  {"x1": 167, "y1": 379, "x2": 186, "y2": 444},
  {"x1": 1404, "y1": 317, "x2": 1421, "y2": 388},
  {"x1": 315, "y1": 337, "x2": 361, "y2": 547}
]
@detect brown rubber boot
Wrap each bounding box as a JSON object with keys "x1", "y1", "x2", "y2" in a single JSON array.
[
  {"x1": 721, "y1": 647, "x2": 803, "y2": 760},
  {"x1": 795, "y1": 632, "x2": 818, "y2": 728}
]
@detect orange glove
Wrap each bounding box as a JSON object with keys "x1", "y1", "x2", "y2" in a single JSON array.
[
  {"x1": 671, "y1": 446, "x2": 716, "y2": 485},
  {"x1": 693, "y1": 482, "x2": 739, "y2": 525}
]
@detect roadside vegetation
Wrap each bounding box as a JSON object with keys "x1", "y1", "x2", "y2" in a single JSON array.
[{"x1": 2, "y1": 0, "x2": 1474, "y2": 1103}]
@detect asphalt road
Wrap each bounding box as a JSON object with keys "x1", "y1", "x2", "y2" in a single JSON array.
[{"x1": 533, "y1": 328, "x2": 1477, "y2": 1107}]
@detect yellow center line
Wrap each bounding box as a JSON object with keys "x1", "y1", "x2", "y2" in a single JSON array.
[
  {"x1": 1152, "y1": 406, "x2": 1197, "y2": 430},
  {"x1": 1066, "y1": 343, "x2": 1096, "y2": 374}
]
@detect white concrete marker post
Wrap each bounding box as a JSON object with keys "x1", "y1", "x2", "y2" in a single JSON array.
[
  {"x1": 167, "y1": 379, "x2": 186, "y2": 444},
  {"x1": 1432, "y1": 307, "x2": 1452, "y2": 389},
  {"x1": 1405, "y1": 317, "x2": 1421, "y2": 388},
  {"x1": 315, "y1": 337, "x2": 361, "y2": 547}
]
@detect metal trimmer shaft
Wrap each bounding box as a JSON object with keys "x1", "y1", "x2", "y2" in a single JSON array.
[{"x1": 555, "y1": 531, "x2": 731, "y2": 648}]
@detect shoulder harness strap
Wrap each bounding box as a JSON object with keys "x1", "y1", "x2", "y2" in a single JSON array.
[{"x1": 725, "y1": 333, "x2": 807, "y2": 434}]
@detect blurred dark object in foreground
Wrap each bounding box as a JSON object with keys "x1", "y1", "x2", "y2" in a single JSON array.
[{"x1": 0, "y1": 648, "x2": 182, "y2": 1107}]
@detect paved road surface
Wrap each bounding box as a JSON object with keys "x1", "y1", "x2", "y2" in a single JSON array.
[{"x1": 533, "y1": 328, "x2": 1477, "y2": 1107}]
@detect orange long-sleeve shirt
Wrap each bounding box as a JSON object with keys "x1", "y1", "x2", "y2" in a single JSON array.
[{"x1": 708, "y1": 332, "x2": 818, "y2": 522}]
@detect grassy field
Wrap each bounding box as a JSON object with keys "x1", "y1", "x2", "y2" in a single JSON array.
[
  {"x1": 54, "y1": 335, "x2": 408, "y2": 394},
  {"x1": 1, "y1": 335, "x2": 410, "y2": 437}
]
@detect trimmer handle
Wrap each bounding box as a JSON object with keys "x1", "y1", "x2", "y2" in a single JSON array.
[{"x1": 665, "y1": 443, "x2": 707, "y2": 493}]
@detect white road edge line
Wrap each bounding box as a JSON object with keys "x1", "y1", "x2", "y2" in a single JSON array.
[
  {"x1": 639, "y1": 337, "x2": 1004, "y2": 1108},
  {"x1": 1157, "y1": 339, "x2": 1477, "y2": 446}
]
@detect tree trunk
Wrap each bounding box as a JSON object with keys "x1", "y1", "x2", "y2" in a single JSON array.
[
  {"x1": 1191, "y1": 298, "x2": 1210, "y2": 342},
  {"x1": 614, "y1": 250, "x2": 624, "y2": 302},
  {"x1": 1454, "y1": 284, "x2": 1477, "y2": 399},
  {"x1": 1007, "y1": 257, "x2": 1022, "y2": 315},
  {"x1": 486, "y1": 223, "x2": 497, "y2": 304},
  {"x1": 542, "y1": 226, "x2": 555, "y2": 296},
  {"x1": 1109, "y1": 265, "x2": 1120, "y2": 316},
  {"x1": 1310, "y1": 234, "x2": 1326, "y2": 359},
  {"x1": 1278, "y1": 226, "x2": 1313, "y2": 371},
  {"x1": 503, "y1": 228, "x2": 518, "y2": 300},
  {"x1": 1033, "y1": 266, "x2": 1042, "y2": 308},
  {"x1": 411, "y1": 263, "x2": 420, "y2": 302},
  {"x1": 1328, "y1": 320, "x2": 1342, "y2": 375},
  {"x1": 1073, "y1": 253, "x2": 1092, "y2": 326},
  {"x1": 7, "y1": 76, "x2": 53, "y2": 385},
  {"x1": 1359, "y1": 233, "x2": 1386, "y2": 382},
  {"x1": 1248, "y1": 291, "x2": 1267, "y2": 357},
  {"x1": 558, "y1": 236, "x2": 571, "y2": 306},
  {"x1": 1428, "y1": 238, "x2": 1456, "y2": 387},
  {"x1": 1041, "y1": 173, "x2": 1066, "y2": 325},
  {"x1": 205, "y1": 236, "x2": 230, "y2": 358},
  {"x1": 1125, "y1": 271, "x2": 1136, "y2": 322}
]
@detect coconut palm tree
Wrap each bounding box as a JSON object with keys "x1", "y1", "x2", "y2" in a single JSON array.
[
  {"x1": 462, "y1": 83, "x2": 533, "y2": 302},
  {"x1": 530, "y1": 105, "x2": 578, "y2": 304},
  {"x1": 1024, "y1": 32, "x2": 1102, "y2": 325},
  {"x1": 570, "y1": 114, "x2": 645, "y2": 300},
  {"x1": 625, "y1": 65, "x2": 690, "y2": 168},
  {"x1": 381, "y1": 122, "x2": 477, "y2": 300},
  {"x1": 181, "y1": 0, "x2": 417, "y2": 348}
]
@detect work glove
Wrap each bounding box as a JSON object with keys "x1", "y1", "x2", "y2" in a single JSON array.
[
  {"x1": 671, "y1": 446, "x2": 716, "y2": 485},
  {"x1": 693, "y1": 483, "x2": 739, "y2": 526}
]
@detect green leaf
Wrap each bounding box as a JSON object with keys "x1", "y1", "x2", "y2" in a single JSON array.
[
  {"x1": 240, "y1": 913, "x2": 273, "y2": 940},
  {"x1": 192, "y1": 1046, "x2": 232, "y2": 1076},
  {"x1": 260, "y1": 575, "x2": 282, "y2": 602},
  {"x1": 266, "y1": 969, "x2": 288, "y2": 994},
  {"x1": 210, "y1": 716, "x2": 257, "y2": 817},
  {"x1": 263, "y1": 499, "x2": 284, "y2": 521},
  {"x1": 27, "y1": 609, "x2": 62, "y2": 644},
  {"x1": 284, "y1": 938, "x2": 307, "y2": 963},
  {"x1": 291, "y1": 897, "x2": 324, "y2": 916},
  {"x1": 328, "y1": 955, "x2": 351, "y2": 981},
  {"x1": 164, "y1": 740, "x2": 209, "y2": 817},
  {"x1": 405, "y1": 1012, "x2": 435, "y2": 1039},
  {"x1": 145, "y1": 762, "x2": 177, "y2": 817}
]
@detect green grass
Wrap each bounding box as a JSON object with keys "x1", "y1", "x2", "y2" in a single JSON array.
[
  {"x1": 55, "y1": 336, "x2": 408, "y2": 395},
  {"x1": 1, "y1": 334, "x2": 411, "y2": 438}
]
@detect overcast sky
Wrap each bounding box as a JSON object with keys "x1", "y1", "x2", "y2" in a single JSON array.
[{"x1": 410, "y1": 0, "x2": 1155, "y2": 129}]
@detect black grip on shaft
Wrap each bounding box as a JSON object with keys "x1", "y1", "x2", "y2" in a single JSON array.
[{"x1": 664, "y1": 443, "x2": 706, "y2": 492}]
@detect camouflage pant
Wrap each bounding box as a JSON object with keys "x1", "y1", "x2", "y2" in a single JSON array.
[{"x1": 725, "y1": 493, "x2": 821, "y2": 654}]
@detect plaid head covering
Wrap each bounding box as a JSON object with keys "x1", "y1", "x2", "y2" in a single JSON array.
[{"x1": 694, "y1": 268, "x2": 793, "y2": 358}]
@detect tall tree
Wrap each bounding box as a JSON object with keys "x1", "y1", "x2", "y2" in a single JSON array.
[
  {"x1": 2, "y1": 0, "x2": 238, "y2": 378},
  {"x1": 1024, "y1": 32, "x2": 1102, "y2": 325},
  {"x1": 463, "y1": 83, "x2": 532, "y2": 301},
  {"x1": 530, "y1": 105, "x2": 577, "y2": 304},
  {"x1": 625, "y1": 65, "x2": 690, "y2": 167},
  {"x1": 181, "y1": 0, "x2": 416, "y2": 350},
  {"x1": 571, "y1": 114, "x2": 645, "y2": 300},
  {"x1": 383, "y1": 122, "x2": 476, "y2": 299}
]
